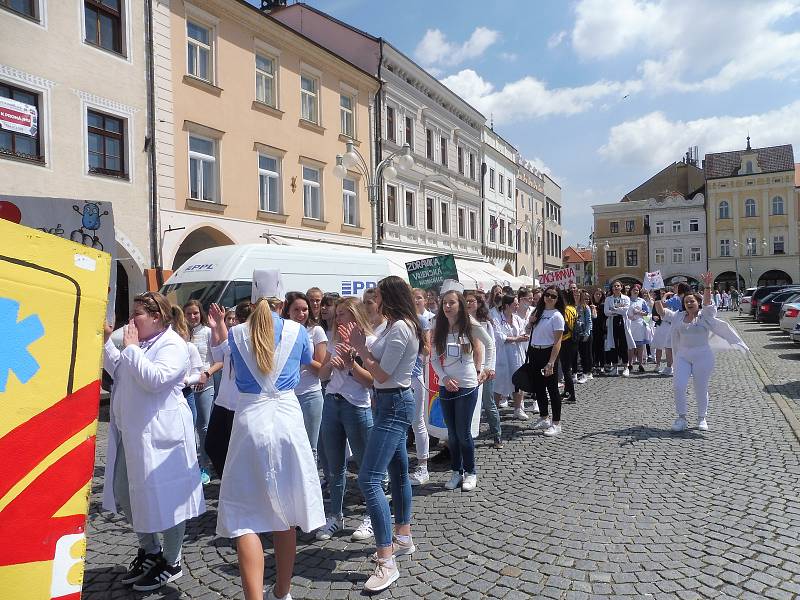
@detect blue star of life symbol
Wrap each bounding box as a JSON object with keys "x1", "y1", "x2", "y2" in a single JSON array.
[{"x1": 0, "y1": 297, "x2": 44, "y2": 392}]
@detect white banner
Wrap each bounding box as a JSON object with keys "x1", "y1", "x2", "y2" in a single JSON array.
[
  {"x1": 0, "y1": 96, "x2": 38, "y2": 137},
  {"x1": 539, "y1": 266, "x2": 576, "y2": 290},
  {"x1": 643, "y1": 270, "x2": 665, "y2": 290}
]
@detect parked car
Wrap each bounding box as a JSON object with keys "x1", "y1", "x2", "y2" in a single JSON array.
[
  {"x1": 790, "y1": 323, "x2": 800, "y2": 345},
  {"x1": 757, "y1": 290, "x2": 800, "y2": 323},
  {"x1": 750, "y1": 285, "x2": 800, "y2": 316},
  {"x1": 780, "y1": 301, "x2": 800, "y2": 332},
  {"x1": 739, "y1": 287, "x2": 757, "y2": 313}
]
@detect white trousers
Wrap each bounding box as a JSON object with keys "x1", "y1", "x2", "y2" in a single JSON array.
[
  {"x1": 673, "y1": 346, "x2": 714, "y2": 419},
  {"x1": 410, "y1": 371, "x2": 430, "y2": 460}
]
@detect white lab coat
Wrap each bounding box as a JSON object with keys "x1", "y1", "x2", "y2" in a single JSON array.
[{"x1": 103, "y1": 327, "x2": 205, "y2": 533}]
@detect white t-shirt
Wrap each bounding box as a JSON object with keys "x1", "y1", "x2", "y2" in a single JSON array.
[
  {"x1": 295, "y1": 324, "x2": 327, "y2": 395},
  {"x1": 210, "y1": 339, "x2": 238, "y2": 411},
  {"x1": 184, "y1": 341, "x2": 203, "y2": 385},
  {"x1": 370, "y1": 319, "x2": 419, "y2": 389},
  {"x1": 324, "y1": 335, "x2": 376, "y2": 408},
  {"x1": 530, "y1": 309, "x2": 565, "y2": 346},
  {"x1": 189, "y1": 324, "x2": 214, "y2": 390}
]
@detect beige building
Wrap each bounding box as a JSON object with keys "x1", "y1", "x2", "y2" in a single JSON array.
[
  {"x1": 592, "y1": 208, "x2": 649, "y2": 287},
  {"x1": 542, "y1": 174, "x2": 564, "y2": 272},
  {"x1": 152, "y1": 0, "x2": 379, "y2": 269},
  {"x1": 0, "y1": 0, "x2": 152, "y2": 323},
  {"x1": 705, "y1": 140, "x2": 798, "y2": 288},
  {"x1": 515, "y1": 158, "x2": 546, "y2": 281}
]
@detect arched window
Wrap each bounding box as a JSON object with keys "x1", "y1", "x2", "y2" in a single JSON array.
[
  {"x1": 745, "y1": 161, "x2": 753, "y2": 174},
  {"x1": 718, "y1": 201, "x2": 730, "y2": 219},
  {"x1": 744, "y1": 198, "x2": 756, "y2": 217},
  {"x1": 772, "y1": 196, "x2": 785, "y2": 215}
]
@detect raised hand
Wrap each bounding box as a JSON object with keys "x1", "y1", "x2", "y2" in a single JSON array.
[
  {"x1": 122, "y1": 318, "x2": 139, "y2": 348},
  {"x1": 103, "y1": 321, "x2": 114, "y2": 343},
  {"x1": 208, "y1": 303, "x2": 224, "y2": 328},
  {"x1": 701, "y1": 272, "x2": 714, "y2": 287}
]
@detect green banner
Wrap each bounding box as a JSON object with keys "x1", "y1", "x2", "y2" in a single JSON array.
[{"x1": 405, "y1": 254, "x2": 458, "y2": 292}]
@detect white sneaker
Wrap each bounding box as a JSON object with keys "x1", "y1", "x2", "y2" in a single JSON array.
[
  {"x1": 662, "y1": 366, "x2": 673, "y2": 376},
  {"x1": 530, "y1": 402, "x2": 540, "y2": 414},
  {"x1": 267, "y1": 586, "x2": 292, "y2": 600},
  {"x1": 584, "y1": 373, "x2": 593, "y2": 381},
  {"x1": 612, "y1": 366, "x2": 619, "y2": 376},
  {"x1": 363, "y1": 556, "x2": 399, "y2": 593},
  {"x1": 698, "y1": 418, "x2": 709, "y2": 431},
  {"x1": 671, "y1": 416, "x2": 688, "y2": 432},
  {"x1": 513, "y1": 407, "x2": 529, "y2": 420},
  {"x1": 445, "y1": 471, "x2": 462, "y2": 490},
  {"x1": 543, "y1": 423, "x2": 562, "y2": 437},
  {"x1": 409, "y1": 465, "x2": 429, "y2": 486},
  {"x1": 534, "y1": 416, "x2": 551, "y2": 429},
  {"x1": 462, "y1": 473, "x2": 477, "y2": 491},
  {"x1": 655, "y1": 365, "x2": 664, "y2": 374},
  {"x1": 621, "y1": 366, "x2": 630, "y2": 377},
  {"x1": 576, "y1": 374, "x2": 588, "y2": 384},
  {"x1": 315, "y1": 516, "x2": 343, "y2": 540},
  {"x1": 571, "y1": 374, "x2": 578, "y2": 383},
  {"x1": 351, "y1": 516, "x2": 373, "y2": 541},
  {"x1": 498, "y1": 398, "x2": 509, "y2": 408}
]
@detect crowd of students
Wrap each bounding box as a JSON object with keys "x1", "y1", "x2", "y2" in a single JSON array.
[{"x1": 101, "y1": 269, "x2": 747, "y2": 598}]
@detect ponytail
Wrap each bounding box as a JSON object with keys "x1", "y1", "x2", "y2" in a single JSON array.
[
  {"x1": 171, "y1": 305, "x2": 190, "y2": 340},
  {"x1": 249, "y1": 298, "x2": 276, "y2": 374}
]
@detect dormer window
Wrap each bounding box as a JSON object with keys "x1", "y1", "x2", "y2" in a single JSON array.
[{"x1": 744, "y1": 160, "x2": 753, "y2": 174}]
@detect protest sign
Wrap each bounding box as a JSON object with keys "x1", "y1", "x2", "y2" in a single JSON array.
[
  {"x1": 405, "y1": 254, "x2": 458, "y2": 292},
  {"x1": 643, "y1": 270, "x2": 665, "y2": 290},
  {"x1": 539, "y1": 266, "x2": 576, "y2": 290}
]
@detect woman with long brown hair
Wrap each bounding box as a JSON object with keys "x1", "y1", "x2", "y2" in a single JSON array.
[
  {"x1": 465, "y1": 291, "x2": 501, "y2": 448},
  {"x1": 528, "y1": 286, "x2": 566, "y2": 437}
]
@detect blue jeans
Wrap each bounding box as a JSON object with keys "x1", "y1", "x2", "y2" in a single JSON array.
[
  {"x1": 321, "y1": 393, "x2": 373, "y2": 518},
  {"x1": 480, "y1": 379, "x2": 501, "y2": 441},
  {"x1": 439, "y1": 386, "x2": 480, "y2": 475},
  {"x1": 357, "y1": 387, "x2": 414, "y2": 548},
  {"x1": 189, "y1": 385, "x2": 214, "y2": 471},
  {"x1": 296, "y1": 388, "x2": 324, "y2": 463}
]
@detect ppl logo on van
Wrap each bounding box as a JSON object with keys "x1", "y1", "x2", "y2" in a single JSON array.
[
  {"x1": 341, "y1": 280, "x2": 376, "y2": 296},
  {"x1": 184, "y1": 263, "x2": 215, "y2": 272}
]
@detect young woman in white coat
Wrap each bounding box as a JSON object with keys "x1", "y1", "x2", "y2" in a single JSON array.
[
  {"x1": 604, "y1": 281, "x2": 634, "y2": 377},
  {"x1": 216, "y1": 273, "x2": 325, "y2": 600},
  {"x1": 493, "y1": 294, "x2": 529, "y2": 420},
  {"x1": 102, "y1": 292, "x2": 205, "y2": 592}
]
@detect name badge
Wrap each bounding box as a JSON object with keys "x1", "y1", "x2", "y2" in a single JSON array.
[{"x1": 446, "y1": 342, "x2": 461, "y2": 358}]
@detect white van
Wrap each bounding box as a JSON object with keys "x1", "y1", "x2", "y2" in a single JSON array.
[{"x1": 161, "y1": 244, "x2": 392, "y2": 308}]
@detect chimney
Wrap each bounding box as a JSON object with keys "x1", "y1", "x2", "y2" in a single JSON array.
[{"x1": 261, "y1": 0, "x2": 288, "y2": 11}]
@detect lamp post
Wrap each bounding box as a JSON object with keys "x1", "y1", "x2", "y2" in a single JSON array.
[
  {"x1": 333, "y1": 141, "x2": 414, "y2": 254},
  {"x1": 588, "y1": 240, "x2": 609, "y2": 286},
  {"x1": 744, "y1": 237, "x2": 768, "y2": 287},
  {"x1": 732, "y1": 239, "x2": 742, "y2": 291}
]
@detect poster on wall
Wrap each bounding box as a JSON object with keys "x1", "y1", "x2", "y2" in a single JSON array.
[
  {"x1": 0, "y1": 218, "x2": 110, "y2": 600},
  {"x1": 0, "y1": 196, "x2": 116, "y2": 321},
  {"x1": 539, "y1": 266, "x2": 576, "y2": 290},
  {"x1": 405, "y1": 254, "x2": 458, "y2": 292},
  {"x1": 0, "y1": 96, "x2": 38, "y2": 138}
]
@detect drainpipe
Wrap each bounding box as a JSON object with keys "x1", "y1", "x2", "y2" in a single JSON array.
[
  {"x1": 144, "y1": 0, "x2": 162, "y2": 286},
  {"x1": 374, "y1": 39, "x2": 384, "y2": 250}
]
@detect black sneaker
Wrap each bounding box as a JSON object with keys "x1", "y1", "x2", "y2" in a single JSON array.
[
  {"x1": 120, "y1": 549, "x2": 161, "y2": 585},
  {"x1": 132, "y1": 556, "x2": 182, "y2": 591},
  {"x1": 637, "y1": 364, "x2": 645, "y2": 373}
]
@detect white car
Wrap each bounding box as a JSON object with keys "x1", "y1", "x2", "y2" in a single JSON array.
[
  {"x1": 780, "y1": 302, "x2": 800, "y2": 332},
  {"x1": 790, "y1": 323, "x2": 800, "y2": 345},
  {"x1": 739, "y1": 287, "x2": 757, "y2": 314}
]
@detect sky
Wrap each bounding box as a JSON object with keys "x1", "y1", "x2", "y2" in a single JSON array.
[{"x1": 266, "y1": 0, "x2": 800, "y2": 247}]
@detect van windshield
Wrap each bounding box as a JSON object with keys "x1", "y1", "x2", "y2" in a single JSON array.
[{"x1": 161, "y1": 280, "x2": 252, "y2": 310}]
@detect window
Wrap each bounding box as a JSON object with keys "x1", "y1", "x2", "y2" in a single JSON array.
[
  {"x1": 489, "y1": 168, "x2": 495, "y2": 189},
  {"x1": 626, "y1": 249, "x2": 638, "y2": 267},
  {"x1": 516, "y1": 229, "x2": 521, "y2": 250},
  {"x1": 508, "y1": 222, "x2": 514, "y2": 247},
  {"x1": 340, "y1": 94, "x2": 354, "y2": 137},
  {"x1": 719, "y1": 239, "x2": 730, "y2": 257},
  {"x1": 610, "y1": 221, "x2": 619, "y2": 234},
  {"x1": 772, "y1": 196, "x2": 785, "y2": 215},
  {"x1": 690, "y1": 247, "x2": 701, "y2": 262},
  {"x1": 508, "y1": 182, "x2": 512, "y2": 198},
  {"x1": 426, "y1": 197, "x2": 434, "y2": 231},
  {"x1": 189, "y1": 134, "x2": 216, "y2": 202},
  {"x1": 672, "y1": 248, "x2": 683, "y2": 263},
  {"x1": 258, "y1": 153, "x2": 280, "y2": 213},
  {"x1": 457, "y1": 207, "x2": 465, "y2": 237},
  {"x1": 87, "y1": 109, "x2": 125, "y2": 177},
  {"x1": 655, "y1": 221, "x2": 664, "y2": 234},
  {"x1": 0, "y1": 83, "x2": 41, "y2": 161},
  {"x1": 457, "y1": 146, "x2": 464, "y2": 174},
  {"x1": 187, "y1": 21, "x2": 212, "y2": 81},
  {"x1": 404, "y1": 116, "x2": 413, "y2": 149},
  {"x1": 498, "y1": 175, "x2": 504, "y2": 195},
  {"x1": 469, "y1": 153, "x2": 475, "y2": 179},
  {"x1": 746, "y1": 237, "x2": 756, "y2": 256},
  {"x1": 440, "y1": 137, "x2": 447, "y2": 166},
  {"x1": 302, "y1": 165, "x2": 321, "y2": 219},
  {"x1": 625, "y1": 220, "x2": 634, "y2": 232},
  {"x1": 744, "y1": 198, "x2": 756, "y2": 217},
  {"x1": 386, "y1": 106, "x2": 396, "y2": 143},
  {"x1": 774, "y1": 235, "x2": 785, "y2": 254},
  {"x1": 469, "y1": 211, "x2": 477, "y2": 240},
  {"x1": 425, "y1": 129, "x2": 433, "y2": 159},
  {"x1": 386, "y1": 184, "x2": 397, "y2": 223},
  {"x1": 440, "y1": 202, "x2": 449, "y2": 234},
  {"x1": 2, "y1": 0, "x2": 36, "y2": 19},
  {"x1": 300, "y1": 75, "x2": 319, "y2": 123},
  {"x1": 672, "y1": 220, "x2": 681, "y2": 233},
  {"x1": 744, "y1": 160, "x2": 753, "y2": 174},
  {"x1": 489, "y1": 215, "x2": 496, "y2": 242},
  {"x1": 85, "y1": 0, "x2": 123, "y2": 55},
  {"x1": 524, "y1": 231, "x2": 529, "y2": 254},
  {"x1": 499, "y1": 218, "x2": 506, "y2": 244},
  {"x1": 342, "y1": 178, "x2": 357, "y2": 226},
  {"x1": 718, "y1": 201, "x2": 730, "y2": 219},
  {"x1": 404, "y1": 191, "x2": 414, "y2": 226},
  {"x1": 689, "y1": 218, "x2": 699, "y2": 232},
  {"x1": 606, "y1": 250, "x2": 617, "y2": 267},
  {"x1": 255, "y1": 55, "x2": 276, "y2": 107},
  {"x1": 655, "y1": 248, "x2": 665, "y2": 264}
]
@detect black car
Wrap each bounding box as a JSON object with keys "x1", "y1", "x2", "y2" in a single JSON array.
[
  {"x1": 750, "y1": 285, "x2": 799, "y2": 316},
  {"x1": 756, "y1": 290, "x2": 800, "y2": 323}
]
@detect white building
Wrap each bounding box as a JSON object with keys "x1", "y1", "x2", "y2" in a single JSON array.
[
  {"x1": 515, "y1": 157, "x2": 546, "y2": 280},
  {"x1": 543, "y1": 174, "x2": 564, "y2": 271},
  {"x1": 647, "y1": 193, "x2": 707, "y2": 286},
  {"x1": 482, "y1": 127, "x2": 518, "y2": 273}
]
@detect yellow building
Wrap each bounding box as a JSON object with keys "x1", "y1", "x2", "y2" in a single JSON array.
[
  {"x1": 705, "y1": 140, "x2": 797, "y2": 289},
  {"x1": 152, "y1": 0, "x2": 379, "y2": 269}
]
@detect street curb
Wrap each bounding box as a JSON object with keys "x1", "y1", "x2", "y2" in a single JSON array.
[{"x1": 729, "y1": 317, "x2": 800, "y2": 442}]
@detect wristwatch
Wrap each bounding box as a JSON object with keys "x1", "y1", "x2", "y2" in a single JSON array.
[{"x1": 203, "y1": 370, "x2": 210, "y2": 378}]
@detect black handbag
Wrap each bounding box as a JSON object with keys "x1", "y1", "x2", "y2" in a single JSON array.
[{"x1": 511, "y1": 324, "x2": 536, "y2": 393}]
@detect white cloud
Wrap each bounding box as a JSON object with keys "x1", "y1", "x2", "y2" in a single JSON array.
[
  {"x1": 499, "y1": 52, "x2": 518, "y2": 62},
  {"x1": 571, "y1": 0, "x2": 800, "y2": 92},
  {"x1": 547, "y1": 30, "x2": 567, "y2": 49},
  {"x1": 598, "y1": 101, "x2": 800, "y2": 170},
  {"x1": 441, "y1": 69, "x2": 641, "y2": 124},
  {"x1": 414, "y1": 27, "x2": 500, "y2": 68}
]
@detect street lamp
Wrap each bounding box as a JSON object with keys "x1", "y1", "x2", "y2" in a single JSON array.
[
  {"x1": 334, "y1": 140, "x2": 414, "y2": 253},
  {"x1": 732, "y1": 239, "x2": 742, "y2": 292},
  {"x1": 589, "y1": 239, "x2": 609, "y2": 286},
  {"x1": 743, "y1": 237, "x2": 768, "y2": 287},
  {"x1": 530, "y1": 216, "x2": 556, "y2": 284}
]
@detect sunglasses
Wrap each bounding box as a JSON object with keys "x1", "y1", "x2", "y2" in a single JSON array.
[{"x1": 544, "y1": 293, "x2": 559, "y2": 299}]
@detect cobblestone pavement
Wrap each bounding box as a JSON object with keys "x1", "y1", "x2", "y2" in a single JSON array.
[{"x1": 84, "y1": 313, "x2": 800, "y2": 599}]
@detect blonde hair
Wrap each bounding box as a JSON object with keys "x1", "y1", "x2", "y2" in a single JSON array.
[
  {"x1": 171, "y1": 305, "x2": 190, "y2": 340},
  {"x1": 248, "y1": 297, "x2": 280, "y2": 373},
  {"x1": 332, "y1": 297, "x2": 373, "y2": 343}
]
